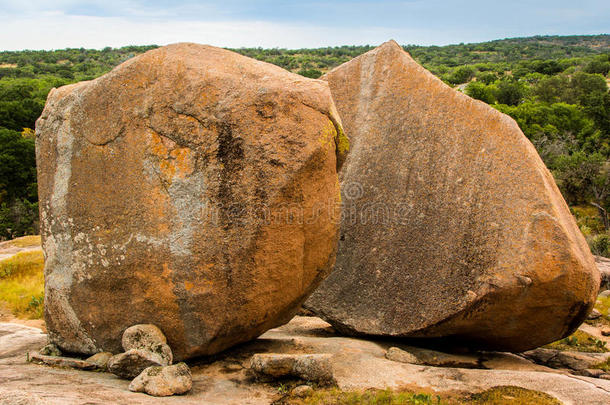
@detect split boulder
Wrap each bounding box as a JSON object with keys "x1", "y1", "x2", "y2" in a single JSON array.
[{"x1": 304, "y1": 40, "x2": 600, "y2": 352}]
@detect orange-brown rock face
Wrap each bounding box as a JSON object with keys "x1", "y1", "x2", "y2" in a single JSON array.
[
  {"x1": 304, "y1": 41, "x2": 600, "y2": 352},
  {"x1": 36, "y1": 43, "x2": 345, "y2": 360}
]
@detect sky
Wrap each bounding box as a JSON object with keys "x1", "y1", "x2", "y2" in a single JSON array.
[{"x1": 0, "y1": 0, "x2": 609, "y2": 51}]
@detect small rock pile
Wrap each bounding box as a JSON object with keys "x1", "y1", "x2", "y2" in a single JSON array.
[
  {"x1": 30, "y1": 324, "x2": 192, "y2": 397},
  {"x1": 108, "y1": 324, "x2": 173, "y2": 379},
  {"x1": 109, "y1": 324, "x2": 192, "y2": 396}
]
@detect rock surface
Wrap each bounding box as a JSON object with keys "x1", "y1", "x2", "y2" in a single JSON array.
[
  {"x1": 35, "y1": 43, "x2": 345, "y2": 360},
  {"x1": 0, "y1": 323, "x2": 46, "y2": 359},
  {"x1": 3, "y1": 319, "x2": 610, "y2": 404},
  {"x1": 250, "y1": 353, "x2": 334, "y2": 384},
  {"x1": 108, "y1": 349, "x2": 170, "y2": 379},
  {"x1": 129, "y1": 363, "x2": 192, "y2": 397},
  {"x1": 305, "y1": 40, "x2": 599, "y2": 352}
]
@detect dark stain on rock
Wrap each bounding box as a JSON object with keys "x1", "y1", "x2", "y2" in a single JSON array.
[
  {"x1": 216, "y1": 122, "x2": 246, "y2": 287},
  {"x1": 217, "y1": 123, "x2": 245, "y2": 229},
  {"x1": 564, "y1": 301, "x2": 593, "y2": 338}
]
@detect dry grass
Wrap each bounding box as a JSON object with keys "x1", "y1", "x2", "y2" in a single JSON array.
[
  {"x1": 469, "y1": 386, "x2": 561, "y2": 405},
  {"x1": 278, "y1": 386, "x2": 560, "y2": 405},
  {"x1": 300, "y1": 388, "x2": 445, "y2": 405},
  {"x1": 594, "y1": 296, "x2": 610, "y2": 325},
  {"x1": 0, "y1": 250, "x2": 44, "y2": 319},
  {"x1": 5, "y1": 235, "x2": 42, "y2": 248}
]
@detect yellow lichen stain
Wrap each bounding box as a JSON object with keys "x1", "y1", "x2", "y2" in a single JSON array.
[
  {"x1": 147, "y1": 129, "x2": 196, "y2": 184},
  {"x1": 169, "y1": 147, "x2": 195, "y2": 178},
  {"x1": 184, "y1": 281, "x2": 194, "y2": 291},
  {"x1": 318, "y1": 119, "x2": 337, "y2": 149}
]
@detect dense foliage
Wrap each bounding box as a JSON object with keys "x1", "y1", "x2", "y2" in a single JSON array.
[{"x1": 0, "y1": 35, "x2": 609, "y2": 254}]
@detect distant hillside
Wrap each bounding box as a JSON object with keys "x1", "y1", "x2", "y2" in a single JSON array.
[{"x1": 406, "y1": 35, "x2": 610, "y2": 68}]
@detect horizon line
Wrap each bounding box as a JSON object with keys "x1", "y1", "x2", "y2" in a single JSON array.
[{"x1": 2, "y1": 33, "x2": 609, "y2": 53}]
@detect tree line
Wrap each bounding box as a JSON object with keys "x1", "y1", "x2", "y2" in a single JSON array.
[{"x1": 0, "y1": 35, "x2": 609, "y2": 255}]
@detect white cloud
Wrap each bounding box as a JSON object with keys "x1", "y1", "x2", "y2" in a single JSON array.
[
  {"x1": 0, "y1": 1, "x2": 607, "y2": 50},
  {"x1": 0, "y1": 13, "x2": 476, "y2": 50}
]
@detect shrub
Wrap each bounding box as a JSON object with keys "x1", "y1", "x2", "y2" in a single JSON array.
[
  {"x1": 589, "y1": 233, "x2": 610, "y2": 257},
  {"x1": 297, "y1": 68, "x2": 323, "y2": 79}
]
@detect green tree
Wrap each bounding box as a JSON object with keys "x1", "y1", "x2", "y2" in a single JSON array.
[
  {"x1": 476, "y1": 71, "x2": 497, "y2": 85},
  {"x1": 584, "y1": 55, "x2": 610, "y2": 76},
  {"x1": 533, "y1": 75, "x2": 569, "y2": 103},
  {"x1": 553, "y1": 152, "x2": 610, "y2": 212},
  {"x1": 446, "y1": 66, "x2": 475, "y2": 85},
  {"x1": 496, "y1": 78, "x2": 528, "y2": 105},
  {"x1": 0, "y1": 128, "x2": 37, "y2": 203},
  {"x1": 465, "y1": 82, "x2": 497, "y2": 104}
]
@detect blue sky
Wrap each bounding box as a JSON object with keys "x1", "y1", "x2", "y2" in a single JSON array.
[{"x1": 0, "y1": 0, "x2": 609, "y2": 50}]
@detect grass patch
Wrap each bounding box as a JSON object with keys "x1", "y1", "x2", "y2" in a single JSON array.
[
  {"x1": 592, "y1": 295, "x2": 610, "y2": 327},
  {"x1": 281, "y1": 388, "x2": 449, "y2": 405},
  {"x1": 469, "y1": 386, "x2": 561, "y2": 405},
  {"x1": 592, "y1": 358, "x2": 610, "y2": 372},
  {"x1": 544, "y1": 329, "x2": 608, "y2": 353},
  {"x1": 278, "y1": 386, "x2": 560, "y2": 405},
  {"x1": 0, "y1": 250, "x2": 44, "y2": 319},
  {"x1": 572, "y1": 205, "x2": 606, "y2": 235},
  {"x1": 4, "y1": 235, "x2": 41, "y2": 248}
]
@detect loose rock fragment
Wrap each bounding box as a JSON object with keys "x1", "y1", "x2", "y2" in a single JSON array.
[
  {"x1": 122, "y1": 324, "x2": 167, "y2": 351},
  {"x1": 385, "y1": 346, "x2": 481, "y2": 368},
  {"x1": 523, "y1": 348, "x2": 610, "y2": 371},
  {"x1": 129, "y1": 363, "x2": 192, "y2": 397},
  {"x1": 588, "y1": 309, "x2": 602, "y2": 320},
  {"x1": 28, "y1": 352, "x2": 96, "y2": 370},
  {"x1": 291, "y1": 385, "x2": 313, "y2": 397},
  {"x1": 85, "y1": 352, "x2": 113, "y2": 370},
  {"x1": 250, "y1": 353, "x2": 334, "y2": 384},
  {"x1": 39, "y1": 343, "x2": 61, "y2": 357},
  {"x1": 108, "y1": 349, "x2": 170, "y2": 379}
]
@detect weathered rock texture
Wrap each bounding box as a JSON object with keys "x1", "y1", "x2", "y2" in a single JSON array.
[
  {"x1": 36, "y1": 43, "x2": 345, "y2": 360},
  {"x1": 305, "y1": 40, "x2": 600, "y2": 352}
]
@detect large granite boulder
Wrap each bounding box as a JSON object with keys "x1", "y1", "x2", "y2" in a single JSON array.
[
  {"x1": 36, "y1": 43, "x2": 346, "y2": 360},
  {"x1": 304, "y1": 41, "x2": 599, "y2": 352}
]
